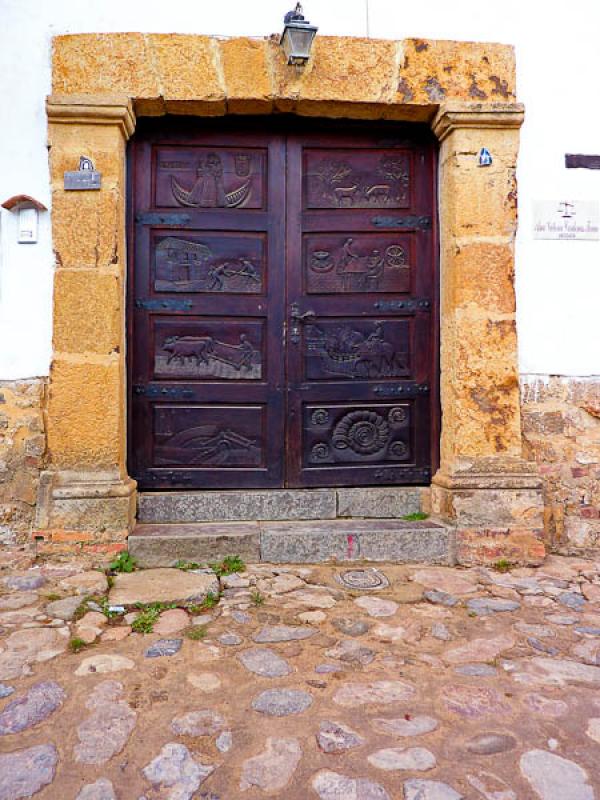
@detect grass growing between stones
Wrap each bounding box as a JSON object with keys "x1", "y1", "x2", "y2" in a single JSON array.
[
  {"x1": 209, "y1": 555, "x2": 245, "y2": 577},
  {"x1": 174, "y1": 560, "x2": 202, "y2": 571},
  {"x1": 184, "y1": 625, "x2": 207, "y2": 641},
  {"x1": 131, "y1": 602, "x2": 177, "y2": 634},
  {"x1": 401, "y1": 512, "x2": 429, "y2": 521},
  {"x1": 72, "y1": 598, "x2": 92, "y2": 622},
  {"x1": 68, "y1": 637, "x2": 88, "y2": 653},
  {"x1": 493, "y1": 558, "x2": 515, "y2": 573},
  {"x1": 109, "y1": 552, "x2": 137, "y2": 573},
  {"x1": 250, "y1": 590, "x2": 265, "y2": 606}
]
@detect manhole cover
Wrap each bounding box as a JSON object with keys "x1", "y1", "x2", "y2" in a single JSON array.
[{"x1": 335, "y1": 568, "x2": 389, "y2": 591}]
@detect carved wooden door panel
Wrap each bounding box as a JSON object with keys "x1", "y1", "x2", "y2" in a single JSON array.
[
  {"x1": 129, "y1": 120, "x2": 437, "y2": 490},
  {"x1": 129, "y1": 124, "x2": 286, "y2": 489},
  {"x1": 285, "y1": 130, "x2": 437, "y2": 487}
]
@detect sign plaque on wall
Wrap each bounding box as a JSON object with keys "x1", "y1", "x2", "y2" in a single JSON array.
[{"x1": 533, "y1": 200, "x2": 600, "y2": 241}]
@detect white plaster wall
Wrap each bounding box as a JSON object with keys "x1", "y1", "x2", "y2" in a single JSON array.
[{"x1": 0, "y1": 0, "x2": 599, "y2": 379}]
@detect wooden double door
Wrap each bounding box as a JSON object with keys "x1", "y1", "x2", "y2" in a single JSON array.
[{"x1": 129, "y1": 118, "x2": 438, "y2": 490}]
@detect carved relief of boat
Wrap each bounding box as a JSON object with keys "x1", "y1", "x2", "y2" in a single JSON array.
[{"x1": 171, "y1": 176, "x2": 252, "y2": 208}]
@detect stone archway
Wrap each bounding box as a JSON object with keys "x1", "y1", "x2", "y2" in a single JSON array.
[{"x1": 38, "y1": 34, "x2": 544, "y2": 564}]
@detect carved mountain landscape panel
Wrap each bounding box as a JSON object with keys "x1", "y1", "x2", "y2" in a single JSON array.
[{"x1": 153, "y1": 405, "x2": 264, "y2": 468}]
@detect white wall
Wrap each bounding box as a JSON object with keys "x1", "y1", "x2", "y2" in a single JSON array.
[{"x1": 1, "y1": 0, "x2": 598, "y2": 379}]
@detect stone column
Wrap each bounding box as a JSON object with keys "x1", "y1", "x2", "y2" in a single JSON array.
[
  {"x1": 36, "y1": 95, "x2": 136, "y2": 555},
  {"x1": 431, "y1": 102, "x2": 545, "y2": 565}
]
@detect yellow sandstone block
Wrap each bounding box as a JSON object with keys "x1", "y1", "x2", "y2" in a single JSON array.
[
  {"x1": 220, "y1": 37, "x2": 273, "y2": 113},
  {"x1": 47, "y1": 359, "x2": 123, "y2": 471},
  {"x1": 397, "y1": 39, "x2": 516, "y2": 106},
  {"x1": 53, "y1": 271, "x2": 122, "y2": 355},
  {"x1": 52, "y1": 33, "x2": 158, "y2": 97},
  {"x1": 48, "y1": 122, "x2": 126, "y2": 185},
  {"x1": 51, "y1": 190, "x2": 121, "y2": 270}
]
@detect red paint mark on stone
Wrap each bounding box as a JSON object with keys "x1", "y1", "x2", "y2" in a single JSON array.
[{"x1": 347, "y1": 534, "x2": 356, "y2": 559}]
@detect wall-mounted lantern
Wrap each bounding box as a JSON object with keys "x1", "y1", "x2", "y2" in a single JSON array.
[
  {"x1": 281, "y1": 3, "x2": 318, "y2": 67},
  {"x1": 1, "y1": 195, "x2": 47, "y2": 244}
]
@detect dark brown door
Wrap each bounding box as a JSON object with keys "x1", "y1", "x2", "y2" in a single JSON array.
[{"x1": 128, "y1": 119, "x2": 437, "y2": 490}]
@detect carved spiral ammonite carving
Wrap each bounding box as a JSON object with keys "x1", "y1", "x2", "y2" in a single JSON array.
[
  {"x1": 388, "y1": 406, "x2": 407, "y2": 425},
  {"x1": 332, "y1": 410, "x2": 390, "y2": 455},
  {"x1": 389, "y1": 440, "x2": 408, "y2": 458},
  {"x1": 311, "y1": 442, "x2": 330, "y2": 461},
  {"x1": 311, "y1": 408, "x2": 330, "y2": 426}
]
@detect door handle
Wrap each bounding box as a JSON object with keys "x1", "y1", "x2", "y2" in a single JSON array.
[
  {"x1": 290, "y1": 304, "x2": 316, "y2": 323},
  {"x1": 289, "y1": 303, "x2": 316, "y2": 343}
]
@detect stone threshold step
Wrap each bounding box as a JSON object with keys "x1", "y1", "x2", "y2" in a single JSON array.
[
  {"x1": 137, "y1": 487, "x2": 423, "y2": 523},
  {"x1": 128, "y1": 518, "x2": 453, "y2": 567}
]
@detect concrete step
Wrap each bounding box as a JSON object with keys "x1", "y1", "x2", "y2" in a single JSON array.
[
  {"x1": 128, "y1": 518, "x2": 453, "y2": 567},
  {"x1": 137, "y1": 487, "x2": 423, "y2": 523}
]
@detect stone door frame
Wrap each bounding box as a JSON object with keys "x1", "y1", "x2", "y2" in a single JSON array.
[{"x1": 38, "y1": 34, "x2": 544, "y2": 564}]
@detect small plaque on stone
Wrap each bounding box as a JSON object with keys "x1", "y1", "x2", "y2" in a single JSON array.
[{"x1": 64, "y1": 156, "x2": 102, "y2": 191}]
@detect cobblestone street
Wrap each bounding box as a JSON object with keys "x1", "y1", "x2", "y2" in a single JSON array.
[{"x1": 1, "y1": 552, "x2": 600, "y2": 799}]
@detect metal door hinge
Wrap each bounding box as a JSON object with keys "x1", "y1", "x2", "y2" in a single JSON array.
[
  {"x1": 133, "y1": 385, "x2": 194, "y2": 400},
  {"x1": 372, "y1": 215, "x2": 432, "y2": 230},
  {"x1": 374, "y1": 383, "x2": 430, "y2": 397},
  {"x1": 373, "y1": 298, "x2": 431, "y2": 313},
  {"x1": 135, "y1": 298, "x2": 192, "y2": 312},
  {"x1": 135, "y1": 212, "x2": 191, "y2": 225}
]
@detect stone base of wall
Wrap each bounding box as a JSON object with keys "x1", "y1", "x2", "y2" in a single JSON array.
[
  {"x1": 521, "y1": 375, "x2": 600, "y2": 555},
  {"x1": 0, "y1": 379, "x2": 47, "y2": 545}
]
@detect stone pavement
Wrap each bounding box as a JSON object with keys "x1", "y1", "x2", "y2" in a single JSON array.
[{"x1": 0, "y1": 552, "x2": 600, "y2": 799}]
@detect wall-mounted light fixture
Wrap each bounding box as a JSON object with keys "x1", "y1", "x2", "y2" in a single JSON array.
[
  {"x1": 281, "y1": 3, "x2": 318, "y2": 67},
  {"x1": 1, "y1": 194, "x2": 47, "y2": 244}
]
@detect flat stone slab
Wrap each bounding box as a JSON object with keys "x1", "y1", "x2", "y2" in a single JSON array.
[
  {"x1": 371, "y1": 715, "x2": 438, "y2": 737},
  {"x1": 0, "y1": 681, "x2": 65, "y2": 735},
  {"x1": 138, "y1": 489, "x2": 336, "y2": 522},
  {"x1": 520, "y1": 749, "x2": 594, "y2": 799},
  {"x1": 317, "y1": 721, "x2": 365, "y2": 753},
  {"x1": 240, "y1": 737, "x2": 302, "y2": 792},
  {"x1": 336, "y1": 487, "x2": 421, "y2": 519},
  {"x1": 143, "y1": 742, "x2": 213, "y2": 799},
  {"x1": 260, "y1": 520, "x2": 451, "y2": 564},
  {"x1": 109, "y1": 568, "x2": 219, "y2": 606},
  {"x1": 312, "y1": 770, "x2": 391, "y2": 800},
  {"x1": 128, "y1": 523, "x2": 260, "y2": 567},
  {"x1": 252, "y1": 689, "x2": 313, "y2": 716},
  {"x1": 238, "y1": 648, "x2": 292, "y2": 678},
  {"x1": 253, "y1": 624, "x2": 315, "y2": 643},
  {"x1": 0, "y1": 744, "x2": 58, "y2": 800},
  {"x1": 144, "y1": 639, "x2": 183, "y2": 658}
]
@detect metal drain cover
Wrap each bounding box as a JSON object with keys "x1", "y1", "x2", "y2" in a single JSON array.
[{"x1": 336, "y1": 567, "x2": 389, "y2": 591}]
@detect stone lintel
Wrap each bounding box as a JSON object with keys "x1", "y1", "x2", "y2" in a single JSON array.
[
  {"x1": 432, "y1": 101, "x2": 525, "y2": 141},
  {"x1": 46, "y1": 94, "x2": 136, "y2": 139}
]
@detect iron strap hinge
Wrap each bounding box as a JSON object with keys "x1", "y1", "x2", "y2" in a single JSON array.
[
  {"x1": 373, "y1": 466, "x2": 432, "y2": 482},
  {"x1": 135, "y1": 298, "x2": 193, "y2": 312},
  {"x1": 374, "y1": 382, "x2": 430, "y2": 397},
  {"x1": 133, "y1": 385, "x2": 194, "y2": 400},
  {"x1": 373, "y1": 298, "x2": 431, "y2": 313},
  {"x1": 372, "y1": 214, "x2": 432, "y2": 230},
  {"x1": 135, "y1": 212, "x2": 192, "y2": 225}
]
